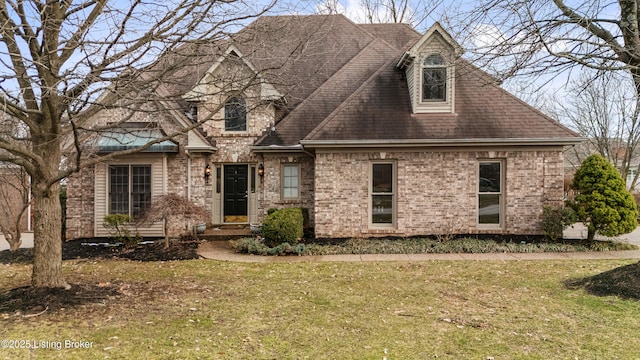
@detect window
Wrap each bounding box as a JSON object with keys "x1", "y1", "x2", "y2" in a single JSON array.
[
  {"x1": 109, "y1": 165, "x2": 151, "y2": 218},
  {"x1": 282, "y1": 164, "x2": 299, "y2": 199},
  {"x1": 224, "y1": 97, "x2": 246, "y2": 131},
  {"x1": 478, "y1": 161, "x2": 502, "y2": 226},
  {"x1": 371, "y1": 163, "x2": 395, "y2": 225},
  {"x1": 422, "y1": 54, "x2": 447, "y2": 102}
]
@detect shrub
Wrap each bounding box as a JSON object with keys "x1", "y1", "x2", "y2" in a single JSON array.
[
  {"x1": 570, "y1": 154, "x2": 638, "y2": 240},
  {"x1": 103, "y1": 214, "x2": 141, "y2": 248},
  {"x1": 262, "y1": 208, "x2": 304, "y2": 247},
  {"x1": 230, "y1": 237, "x2": 322, "y2": 256},
  {"x1": 541, "y1": 205, "x2": 577, "y2": 241}
]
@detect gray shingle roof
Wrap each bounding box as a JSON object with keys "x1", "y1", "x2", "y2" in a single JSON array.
[
  {"x1": 245, "y1": 15, "x2": 578, "y2": 147},
  {"x1": 155, "y1": 14, "x2": 578, "y2": 148}
]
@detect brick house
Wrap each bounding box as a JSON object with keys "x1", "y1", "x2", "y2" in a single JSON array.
[{"x1": 65, "y1": 15, "x2": 581, "y2": 240}]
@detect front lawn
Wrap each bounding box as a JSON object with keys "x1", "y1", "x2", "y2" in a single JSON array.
[{"x1": 2, "y1": 258, "x2": 640, "y2": 359}]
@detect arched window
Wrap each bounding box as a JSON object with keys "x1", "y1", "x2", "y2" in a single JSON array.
[
  {"x1": 422, "y1": 54, "x2": 447, "y2": 102},
  {"x1": 224, "y1": 97, "x2": 246, "y2": 131}
]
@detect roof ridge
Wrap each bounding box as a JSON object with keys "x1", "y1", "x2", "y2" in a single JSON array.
[
  {"x1": 254, "y1": 36, "x2": 395, "y2": 146},
  {"x1": 357, "y1": 22, "x2": 421, "y2": 51},
  {"x1": 305, "y1": 50, "x2": 403, "y2": 141}
]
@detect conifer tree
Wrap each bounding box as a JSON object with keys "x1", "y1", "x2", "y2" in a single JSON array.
[{"x1": 571, "y1": 154, "x2": 638, "y2": 241}]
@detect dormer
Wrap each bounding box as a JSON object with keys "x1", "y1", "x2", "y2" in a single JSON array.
[{"x1": 397, "y1": 23, "x2": 462, "y2": 114}]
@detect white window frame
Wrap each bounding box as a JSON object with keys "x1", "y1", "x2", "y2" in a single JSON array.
[
  {"x1": 477, "y1": 160, "x2": 504, "y2": 229},
  {"x1": 108, "y1": 164, "x2": 152, "y2": 218},
  {"x1": 370, "y1": 161, "x2": 396, "y2": 228},
  {"x1": 224, "y1": 96, "x2": 247, "y2": 132},
  {"x1": 281, "y1": 163, "x2": 300, "y2": 200},
  {"x1": 420, "y1": 53, "x2": 447, "y2": 103}
]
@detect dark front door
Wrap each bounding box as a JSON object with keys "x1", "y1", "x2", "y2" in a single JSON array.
[{"x1": 224, "y1": 165, "x2": 248, "y2": 221}]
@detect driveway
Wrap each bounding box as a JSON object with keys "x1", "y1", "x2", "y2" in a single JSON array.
[{"x1": 0, "y1": 232, "x2": 34, "y2": 251}]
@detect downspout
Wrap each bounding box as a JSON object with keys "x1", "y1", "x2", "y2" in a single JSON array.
[
  {"x1": 186, "y1": 149, "x2": 192, "y2": 200},
  {"x1": 27, "y1": 175, "x2": 31, "y2": 231}
]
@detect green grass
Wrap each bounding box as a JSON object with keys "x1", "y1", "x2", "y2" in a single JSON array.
[{"x1": 2, "y1": 259, "x2": 640, "y2": 359}]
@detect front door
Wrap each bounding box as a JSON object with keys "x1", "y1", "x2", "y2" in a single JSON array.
[{"x1": 224, "y1": 165, "x2": 248, "y2": 222}]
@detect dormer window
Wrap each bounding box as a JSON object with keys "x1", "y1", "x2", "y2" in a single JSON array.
[
  {"x1": 224, "y1": 97, "x2": 246, "y2": 131},
  {"x1": 421, "y1": 54, "x2": 447, "y2": 102}
]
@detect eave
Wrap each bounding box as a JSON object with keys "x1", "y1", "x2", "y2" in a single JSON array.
[{"x1": 301, "y1": 138, "x2": 585, "y2": 149}]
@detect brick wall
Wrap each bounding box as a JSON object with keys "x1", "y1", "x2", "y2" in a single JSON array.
[
  {"x1": 314, "y1": 149, "x2": 565, "y2": 238},
  {"x1": 65, "y1": 164, "x2": 96, "y2": 239},
  {"x1": 260, "y1": 153, "x2": 315, "y2": 225}
]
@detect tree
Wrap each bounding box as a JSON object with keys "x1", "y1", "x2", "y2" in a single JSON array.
[
  {"x1": 570, "y1": 154, "x2": 638, "y2": 241},
  {"x1": 442, "y1": 1, "x2": 640, "y2": 190},
  {"x1": 448, "y1": 1, "x2": 640, "y2": 90},
  {"x1": 0, "y1": 163, "x2": 30, "y2": 251},
  {"x1": 0, "y1": 1, "x2": 278, "y2": 288},
  {"x1": 315, "y1": 0, "x2": 442, "y2": 29},
  {"x1": 551, "y1": 70, "x2": 640, "y2": 188},
  {"x1": 137, "y1": 193, "x2": 209, "y2": 249}
]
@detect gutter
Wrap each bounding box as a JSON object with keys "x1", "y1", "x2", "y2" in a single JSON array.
[
  {"x1": 251, "y1": 144, "x2": 305, "y2": 153},
  {"x1": 185, "y1": 145, "x2": 217, "y2": 153},
  {"x1": 300, "y1": 137, "x2": 586, "y2": 148}
]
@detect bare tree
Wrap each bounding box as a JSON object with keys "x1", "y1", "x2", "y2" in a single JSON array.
[
  {"x1": 445, "y1": 1, "x2": 640, "y2": 89},
  {"x1": 0, "y1": 0, "x2": 280, "y2": 288},
  {"x1": 137, "y1": 193, "x2": 209, "y2": 249},
  {"x1": 551, "y1": 69, "x2": 640, "y2": 188},
  {"x1": 0, "y1": 163, "x2": 30, "y2": 251},
  {"x1": 316, "y1": 0, "x2": 442, "y2": 28},
  {"x1": 359, "y1": 0, "x2": 441, "y2": 26}
]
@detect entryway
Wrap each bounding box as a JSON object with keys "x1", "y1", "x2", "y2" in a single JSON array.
[{"x1": 223, "y1": 165, "x2": 248, "y2": 223}]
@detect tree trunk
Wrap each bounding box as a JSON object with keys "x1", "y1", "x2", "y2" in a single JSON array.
[
  {"x1": 31, "y1": 179, "x2": 69, "y2": 289},
  {"x1": 1, "y1": 229, "x2": 21, "y2": 252},
  {"x1": 8, "y1": 233, "x2": 21, "y2": 252},
  {"x1": 587, "y1": 226, "x2": 596, "y2": 241}
]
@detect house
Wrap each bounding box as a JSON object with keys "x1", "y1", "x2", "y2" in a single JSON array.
[{"x1": 65, "y1": 14, "x2": 581, "y2": 240}]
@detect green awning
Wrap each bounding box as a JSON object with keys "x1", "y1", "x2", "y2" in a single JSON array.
[{"x1": 96, "y1": 129, "x2": 178, "y2": 153}]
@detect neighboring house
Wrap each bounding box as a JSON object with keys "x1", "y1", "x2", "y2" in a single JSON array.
[
  {"x1": 564, "y1": 138, "x2": 640, "y2": 192},
  {"x1": 65, "y1": 15, "x2": 581, "y2": 240}
]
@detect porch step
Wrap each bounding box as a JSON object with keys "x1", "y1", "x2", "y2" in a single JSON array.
[{"x1": 198, "y1": 226, "x2": 252, "y2": 241}]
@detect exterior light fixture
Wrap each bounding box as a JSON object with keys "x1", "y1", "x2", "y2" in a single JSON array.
[
  {"x1": 204, "y1": 163, "x2": 211, "y2": 184},
  {"x1": 258, "y1": 164, "x2": 265, "y2": 178}
]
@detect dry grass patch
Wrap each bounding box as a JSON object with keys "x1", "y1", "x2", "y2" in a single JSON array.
[{"x1": 1, "y1": 259, "x2": 640, "y2": 359}]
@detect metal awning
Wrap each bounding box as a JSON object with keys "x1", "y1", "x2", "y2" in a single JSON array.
[{"x1": 96, "y1": 129, "x2": 179, "y2": 153}]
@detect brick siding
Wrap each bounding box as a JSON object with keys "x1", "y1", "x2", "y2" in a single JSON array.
[{"x1": 313, "y1": 149, "x2": 565, "y2": 238}]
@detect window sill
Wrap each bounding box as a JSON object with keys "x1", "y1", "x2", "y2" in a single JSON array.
[
  {"x1": 221, "y1": 132, "x2": 250, "y2": 137},
  {"x1": 363, "y1": 228, "x2": 400, "y2": 235},
  {"x1": 276, "y1": 199, "x2": 302, "y2": 205}
]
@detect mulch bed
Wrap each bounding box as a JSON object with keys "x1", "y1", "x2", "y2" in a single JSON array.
[
  {"x1": 0, "y1": 238, "x2": 202, "y2": 316},
  {"x1": 0, "y1": 237, "x2": 202, "y2": 265}
]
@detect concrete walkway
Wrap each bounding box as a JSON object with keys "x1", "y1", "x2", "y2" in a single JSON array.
[{"x1": 197, "y1": 223, "x2": 640, "y2": 262}]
